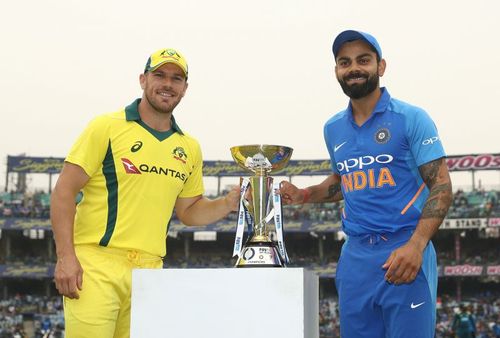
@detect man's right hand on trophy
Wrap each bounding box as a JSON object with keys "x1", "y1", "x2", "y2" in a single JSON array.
[
  {"x1": 278, "y1": 181, "x2": 308, "y2": 205},
  {"x1": 224, "y1": 185, "x2": 242, "y2": 212}
]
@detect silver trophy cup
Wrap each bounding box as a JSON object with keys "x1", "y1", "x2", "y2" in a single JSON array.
[{"x1": 230, "y1": 144, "x2": 293, "y2": 267}]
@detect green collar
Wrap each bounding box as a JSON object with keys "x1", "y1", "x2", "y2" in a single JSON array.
[{"x1": 124, "y1": 98, "x2": 184, "y2": 135}]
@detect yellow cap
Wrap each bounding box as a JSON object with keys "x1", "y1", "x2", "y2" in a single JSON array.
[{"x1": 144, "y1": 48, "x2": 188, "y2": 77}]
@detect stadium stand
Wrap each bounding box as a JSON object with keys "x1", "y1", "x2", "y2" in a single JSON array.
[{"x1": 1, "y1": 154, "x2": 499, "y2": 337}]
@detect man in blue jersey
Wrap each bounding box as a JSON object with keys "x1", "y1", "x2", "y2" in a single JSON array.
[{"x1": 280, "y1": 30, "x2": 452, "y2": 337}]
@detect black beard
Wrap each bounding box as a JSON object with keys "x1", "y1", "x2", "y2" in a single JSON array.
[{"x1": 338, "y1": 72, "x2": 379, "y2": 99}]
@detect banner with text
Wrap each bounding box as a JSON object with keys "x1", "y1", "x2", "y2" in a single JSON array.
[
  {"x1": 443, "y1": 265, "x2": 484, "y2": 276},
  {"x1": 445, "y1": 154, "x2": 500, "y2": 171},
  {"x1": 1, "y1": 217, "x2": 499, "y2": 232},
  {"x1": 7, "y1": 156, "x2": 64, "y2": 174},
  {"x1": 8, "y1": 153, "x2": 500, "y2": 175},
  {"x1": 441, "y1": 218, "x2": 488, "y2": 229}
]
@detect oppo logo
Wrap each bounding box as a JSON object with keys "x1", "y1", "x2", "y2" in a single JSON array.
[
  {"x1": 422, "y1": 136, "x2": 439, "y2": 146},
  {"x1": 337, "y1": 154, "x2": 394, "y2": 173}
]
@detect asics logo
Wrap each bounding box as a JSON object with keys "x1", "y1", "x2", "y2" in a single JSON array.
[
  {"x1": 334, "y1": 141, "x2": 347, "y2": 152},
  {"x1": 410, "y1": 302, "x2": 425, "y2": 309},
  {"x1": 131, "y1": 141, "x2": 143, "y2": 152}
]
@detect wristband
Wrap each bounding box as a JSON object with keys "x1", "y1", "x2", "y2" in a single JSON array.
[{"x1": 300, "y1": 188, "x2": 311, "y2": 204}]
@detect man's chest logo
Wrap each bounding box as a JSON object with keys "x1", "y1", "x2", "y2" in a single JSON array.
[
  {"x1": 172, "y1": 147, "x2": 187, "y2": 163},
  {"x1": 374, "y1": 128, "x2": 391, "y2": 144},
  {"x1": 131, "y1": 141, "x2": 143, "y2": 152},
  {"x1": 121, "y1": 158, "x2": 141, "y2": 174}
]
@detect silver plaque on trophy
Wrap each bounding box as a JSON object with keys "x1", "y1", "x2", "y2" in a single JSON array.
[{"x1": 230, "y1": 145, "x2": 293, "y2": 267}]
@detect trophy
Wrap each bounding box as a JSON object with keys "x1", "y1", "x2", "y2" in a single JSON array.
[{"x1": 230, "y1": 145, "x2": 293, "y2": 267}]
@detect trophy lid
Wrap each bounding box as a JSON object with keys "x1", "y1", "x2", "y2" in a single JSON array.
[{"x1": 230, "y1": 145, "x2": 293, "y2": 174}]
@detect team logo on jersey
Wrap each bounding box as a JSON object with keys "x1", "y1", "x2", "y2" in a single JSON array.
[
  {"x1": 131, "y1": 141, "x2": 143, "y2": 152},
  {"x1": 172, "y1": 147, "x2": 187, "y2": 163},
  {"x1": 121, "y1": 158, "x2": 141, "y2": 174},
  {"x1": 374, "y1": 128, "x2": 391, "y2": 144}
]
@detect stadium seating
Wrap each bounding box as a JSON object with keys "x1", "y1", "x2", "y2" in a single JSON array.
[{"x1": 1, "y1": 188, "x2": 499, "y2": 338}]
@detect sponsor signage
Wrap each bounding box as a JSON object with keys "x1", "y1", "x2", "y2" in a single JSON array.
[
  {"x1": 0, "y1": 263, "x2": 496, "y2": 278},
  {"x1": 444, "y1": 265, "x2": 483, "y2": 276},
  {"x1": 446, "y1": 154, "x2": 500, "y2": 171},
  {"x1": 1, "y1": 218, "x2": 498, "y2": 232},
  {"x1": 0, "y1": 264, "x2": 55, "y2": 278},
  {"x1": 441, "y1": 218, "x2": 488, "y2": 229},
  {"x1": 7, "y1": 156, "x2": 64, "y2": 173},
  {"x1": 487, "y1": 265, "x2": 500, "y2": 276},
  {"x1": 1, "y1": 217, "x2": 497, "y2": 232},
  {"x1": 202, "y1": 160, "x2": 333, "y2": 176},
  {"x1": 7, "y1": 154, "x2": 500, "y2": 175},
  {"x1": 488, "y1": 218, "x2": 500, "y2": 227}
]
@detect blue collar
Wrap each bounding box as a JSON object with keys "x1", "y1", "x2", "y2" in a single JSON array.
[{"x1": 346, "y1": 87, "x2": 391, "y2": 123}]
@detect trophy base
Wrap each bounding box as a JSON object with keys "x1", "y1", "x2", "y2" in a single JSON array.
[{"x1": 235, "y1": 241, "x2": 285, "y2": 268}]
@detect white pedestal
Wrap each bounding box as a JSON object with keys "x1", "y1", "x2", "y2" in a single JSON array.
[{"x1": 131, "y1": 268, "x2": 318, "y2": 338}]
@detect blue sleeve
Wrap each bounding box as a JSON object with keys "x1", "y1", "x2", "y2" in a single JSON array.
[
  {"x1": 324, "y1": 122, "x2": 339, "y2": 174},
  {"x1": 405, "y1": 107, "x2": 446, "y2": 166}
]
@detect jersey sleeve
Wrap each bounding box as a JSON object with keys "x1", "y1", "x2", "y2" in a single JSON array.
[
  {"x1": 65, "y1": 116, "x2": 111, "y2": 177},
  {"x1": 324, "y1": 122, "x2": 340, "y2": 175},
  {"x1": 405, "y1": 108, "x2": 446, "y2": 166},
  {"x1": 178, "y1": 140, "x2": 205, "y2": 198}
]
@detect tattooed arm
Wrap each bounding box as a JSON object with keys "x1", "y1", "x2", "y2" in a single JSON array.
[
  {"x1": 411, "y1": 157, "x2": 453, "y2": 248},
  {"x1": 279, "y1": 174, "x2": 344, "y2": 205},
  {"x1": 383, "y1": 157, "x2": 452, "y2": 284}
]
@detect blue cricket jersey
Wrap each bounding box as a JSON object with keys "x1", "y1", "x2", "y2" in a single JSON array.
[{"x1": 324, "y1": 88, "x2": 446, "y2": 235}]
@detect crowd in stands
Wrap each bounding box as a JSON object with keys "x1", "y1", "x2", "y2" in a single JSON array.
[
  {"x1": 0, "y1": 295, "x2": 64, "y2": 338},
  {"x1": 0, "y1": 192, "x2": 50, "y2": 219},
  {"x1": 435, "y1": 292, "x2": 500, "y2": 338},
  {"x1": 1, "y1": 188, "x2": 499, "y2": 337},
  {"x1": 1, "y1": 189, "x2": 499, "y2": 223},
  {"x1": 294, "y1": 188, "x2": 500, "y2": 223},
  {"x1": 1, "y1": 292, "x2": 498, "y2": 338},
  {"x1": 318, "y1": 293, "x2": 500, "y2": 338},
  {"x1": 319, "y1": 298, "x2": 340, "y2": 337},
  {"x1": 437, "y1": 245, "x2": 500, "y2": 266},
  {"x1": 448, "y1": 189, "x2": 500, "y2": 219}
]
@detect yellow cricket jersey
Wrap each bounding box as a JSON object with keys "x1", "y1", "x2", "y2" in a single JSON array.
[{"x1": 66, "y1": 99, "x2": 204, "y2": 257}]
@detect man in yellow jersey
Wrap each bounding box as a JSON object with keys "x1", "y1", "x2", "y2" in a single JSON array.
[{"x1": 50, "y1": 48, "x2": 240, "y2": 338}]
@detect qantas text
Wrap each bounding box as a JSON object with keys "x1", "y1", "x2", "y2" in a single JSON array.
[{"x1": 139, "y1": 164, "x2": 187, "y2": 181}]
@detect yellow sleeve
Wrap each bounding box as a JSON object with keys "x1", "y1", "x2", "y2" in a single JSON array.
[
  {"x1": 178, "y1": 139, "x2": 205, "y2": 198},
  {"x1": 65, "y1": 115, "x2": 111, "y2": 177}
]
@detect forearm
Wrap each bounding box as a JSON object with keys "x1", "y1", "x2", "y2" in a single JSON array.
[
  {"x1": 304, "y1": 174, "x2": 344, "y2": 203},
  {"x1": 410, "y1": 210, "x2": 447, "y2": 252},
  {"x1": 50, "y1": 163, "x2": 89, "y2": 258},
  {"x1": 177, "y1": 196, "x2": 234, "y2": 226},
  {"x1": 410, "y1": 158, "x2": 452, "y2": 251},
  {"x1": 50, "y1": 189, "x2": 77, "y2": 258}
]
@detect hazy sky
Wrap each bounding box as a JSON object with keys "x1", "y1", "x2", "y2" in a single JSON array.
[{"x1": 1, "y1": 0, "x2": 499, "y2": 191}]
